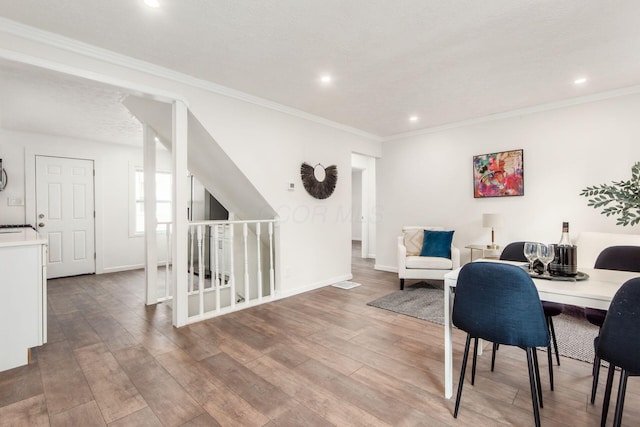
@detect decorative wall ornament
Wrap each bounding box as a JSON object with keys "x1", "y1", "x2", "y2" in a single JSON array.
[
  {"x1": 0, "y1": 158, "x2": 6, "y2": 191},
  {"x1": 300, "y1": 162, "x2": 338, "y2": 199}
]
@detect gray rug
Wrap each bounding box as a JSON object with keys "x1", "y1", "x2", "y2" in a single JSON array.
[{"x1": 367, "y1": 282, "x2": 599, "y2": 363}]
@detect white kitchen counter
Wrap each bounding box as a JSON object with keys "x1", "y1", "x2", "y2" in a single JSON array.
[
  {"x1": 0, "y1": 227, "x2": 47, "y2": 247},
  {"x1": 0, "y1": 228, "x2": 47, "y2": 372}
]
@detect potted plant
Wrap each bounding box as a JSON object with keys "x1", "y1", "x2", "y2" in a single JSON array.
[{"x1": 580, "y1": 162, "x2": 640, "y2": 226}]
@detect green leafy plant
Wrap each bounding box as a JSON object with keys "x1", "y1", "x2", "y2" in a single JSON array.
[{"x1": 580, "y1": 162, "x2": 640, "y2": 226}]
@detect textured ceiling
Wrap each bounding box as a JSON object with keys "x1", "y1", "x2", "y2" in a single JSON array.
[
  {"x1": 1, "y1": 0, "x2": 640, "y2": 140},
  {"x1": 0, "y1": 59, "x2": 142, "y2": 145}
]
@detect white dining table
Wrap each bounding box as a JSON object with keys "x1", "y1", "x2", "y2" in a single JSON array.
[{"x1": 442, "y1": 259, "x2": 640, "y2": 399}]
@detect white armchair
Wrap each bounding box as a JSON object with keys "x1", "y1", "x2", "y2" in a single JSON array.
[{"x1": 397, "y1": 226, "x2": 460, "y2": 290}]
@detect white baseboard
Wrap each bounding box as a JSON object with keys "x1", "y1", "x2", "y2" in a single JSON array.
[
  {"x1": 374, "y1": 264, "x2": 397, "y2": 273},
  {"x1": 102, "y1": 264, "x2": 144, "y2": 273},
  {"x1": 101, "y1": 261, "x2": 170, "y2": 274},
  {"x1": 277, "y1": 274, "x2": 354, "y2": 299}
]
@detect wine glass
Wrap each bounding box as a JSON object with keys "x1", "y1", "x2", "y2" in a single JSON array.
[
  {"x1": 523, "y1": 242, "x2": 538, "y2": 272},
  {"x1": 537, "y1": 243, "x2": 555, "y2": 276}
]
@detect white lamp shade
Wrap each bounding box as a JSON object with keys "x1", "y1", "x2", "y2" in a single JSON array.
[{"x1": 482, "y1": 213, "x2": 504, "y2": 228}]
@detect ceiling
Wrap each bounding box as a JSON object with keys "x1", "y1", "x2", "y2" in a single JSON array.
[
  {"x1": 0, "y1": 59, "x2": 142, "y2": 145},
  {"x1": 1, "y1": 0, "x2": 640, "y2": 142}
]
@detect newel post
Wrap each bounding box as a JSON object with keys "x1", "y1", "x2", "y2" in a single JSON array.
[{"x1": 172, "y1": 100, "x2": 189, "y2": 327}]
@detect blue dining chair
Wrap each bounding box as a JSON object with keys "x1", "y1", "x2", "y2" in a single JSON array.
[
  {"x1": 595, "y1": 277, "x2": 640, "y2": 427},
  {"x1": 588, "y1": 245, "x2": 640, "y2": 404},
  {"x1": 452, "y1": 262, "x2": 550, "y2": 427},
  {"x1": 496, "y1": 241, "x2": 564, "y2": 390}
]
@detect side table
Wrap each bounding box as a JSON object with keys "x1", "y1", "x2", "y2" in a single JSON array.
[{"x1": 465, "y1": 244, "x2": 502, "y2": 261}]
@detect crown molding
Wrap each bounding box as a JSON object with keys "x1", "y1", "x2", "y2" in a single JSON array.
[
  {"x1": 4, "y1": 17, "x2": 637, "y2": 145},
  {"x1": 0, "y1": 17, "x2": 381, "y2": 142},
  {"x1": 383, "y1": 85, "x2": 640, "y2": 142}
]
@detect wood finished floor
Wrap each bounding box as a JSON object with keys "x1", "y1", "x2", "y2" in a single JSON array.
[{"x1": 1, "y1": 242, "x2": 639, "y2": 426}]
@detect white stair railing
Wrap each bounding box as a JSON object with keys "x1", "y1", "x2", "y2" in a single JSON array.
[
  {"x1": 189, "y1": 226, "x2": 195, "y2": 293},
  {"x1": 183, "y1": 219, "x2": 277, "y2": 324},
  {"x1": 269, "y1": 222, "x2": 275, "y2": 298},
  {"x1": 242, "y1": 223, "x2": 249, "y2": 304},
  {"x1": 212, "y1": 224, "x2": 221, "y2": 312},
  {"x1": 153, "y1": 218, "x2": 278, "y2": 323},
  {"x1": 229, "y1": 224, "x2": 236, "y2": 309},
  {"x1": 256, "y1": 222, "x2": 262, "y2": 302}
]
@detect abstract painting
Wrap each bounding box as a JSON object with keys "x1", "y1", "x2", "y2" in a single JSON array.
[{"x1": 473, "y1": 149, "x2": 524, "y2": 198}]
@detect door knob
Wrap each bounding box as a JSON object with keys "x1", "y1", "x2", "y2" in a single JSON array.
[{"x1": 38, "y1": 223, "x2": 45, "y2": 228}]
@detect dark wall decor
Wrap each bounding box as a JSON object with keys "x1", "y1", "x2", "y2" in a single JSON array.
[{"x1": 300, "y1": 162, "x2": 338, "y2": 199}]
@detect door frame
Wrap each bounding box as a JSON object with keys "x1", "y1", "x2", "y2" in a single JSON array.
[
  {"x1": 26, "y1": 151, "x2": 102, "y2": 274},
  {"x1": 360, "y1": 167, "x2": 370, "y2": 258},
  {"x1": 351, "y1": 153, "x2": 376, "y2": 259}
]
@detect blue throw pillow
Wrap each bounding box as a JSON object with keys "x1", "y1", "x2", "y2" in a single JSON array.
[{"x1": 420, "y1": 230, "x2": 454, "y2": 258}]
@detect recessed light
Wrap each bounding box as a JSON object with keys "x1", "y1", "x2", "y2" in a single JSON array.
[
  {"x1": 320, "y1": 75, "x2": 332, "y2": 84},
  {"x1": 574, "y1": 77, "x2": 588, "y2": 85},
  {"x1": 144, "y1": 0, "x2": 160, "y2": 8},
  {"x1": 409, "y1": 116, "x2": 419, "y2": 122}
]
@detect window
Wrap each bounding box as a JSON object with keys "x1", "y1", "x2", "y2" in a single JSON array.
[{"x1": 134, "y1": 169, "x2": 172, "y2": 234}]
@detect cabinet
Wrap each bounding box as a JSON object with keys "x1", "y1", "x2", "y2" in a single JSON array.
[{"x1": 0, "y1": 229, "x2": 47, "y2": 372}]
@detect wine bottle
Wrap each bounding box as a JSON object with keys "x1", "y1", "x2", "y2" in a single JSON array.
[
  {"x1": 558, "y1": 222, "x2": 571, "y2": 246},
  {"x1": 551, "y1": 221, "x2": 577, "y2": 276}
]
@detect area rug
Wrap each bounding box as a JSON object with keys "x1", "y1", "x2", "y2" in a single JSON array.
[{"x1": 367, "y1": 282, "x2": 599, "y2": 363}]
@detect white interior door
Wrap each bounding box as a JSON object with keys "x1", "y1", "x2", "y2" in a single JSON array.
[{"x1": 36, "y1": 156, "x2": 95, "y2": 279}]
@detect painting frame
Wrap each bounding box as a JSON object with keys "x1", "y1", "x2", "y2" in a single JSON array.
[{"x1": 473, "y1": 149, "x2": 524, "y2": 198}]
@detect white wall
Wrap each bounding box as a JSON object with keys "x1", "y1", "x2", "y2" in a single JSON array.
[
  {"x1": 0, "y1": 28, "x2": 382, "y2": 296},
  {"x1": 0, "y1": 137, "x2": 26, "y2": 224},
  {"x1": 0, "y1": 130, "x2": 172, "y2": 273},
  {"x1": 179, "y1": 98, "x2": 380, "y2": 293},
  {"x1": 376, "y1": 92, "x2": 640, "y2": 271}
]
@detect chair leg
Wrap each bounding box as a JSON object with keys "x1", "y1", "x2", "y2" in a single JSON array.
[
  {"x1": 491, "y1": 342, "x2": 498, "y2": 372},
  {"x1": 400, "y1": 278, "x2": 404, "y2": 290},
  {"x1": 526, "y1": 348, "x2": 542, "y2": 427},
  {"x1": 546, "y1": 343, "x2": 554, "y2": 391},
  {"x1": 532, "y1": 348, "x2": 544, "y2": 408},
  {"x1": 601, "y1": 363, "x2": 616, "y2": 427},
  {"x1": 547, "y1": 316, "x2": 561, "y2": 366},
  {"x1": 612, "y1": 369, "x2": 629, "y2": 427},
  {"x1": 471, "y1": 338, "x2": 479, "y2": 386},
  {"x1": 591, "y1": 355, "x2": 601, "y2": 404},
  {"x1": 454, "y1": 334, "x2": 472, "y2": 418}
]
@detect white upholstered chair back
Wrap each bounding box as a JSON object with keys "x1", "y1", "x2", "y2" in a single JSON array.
[{"x1": 574, "y1": 231, "x2": 640, "y2": 269}]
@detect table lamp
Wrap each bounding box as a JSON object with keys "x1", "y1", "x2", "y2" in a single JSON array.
[{"x1": 483, "y1": 213, "x2": 503, "y2": 250}]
